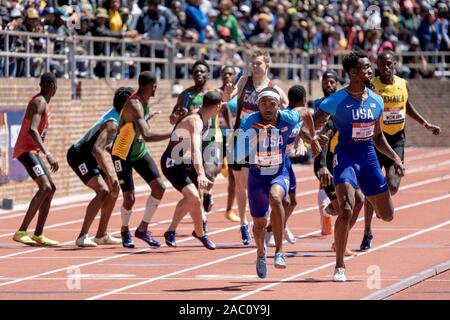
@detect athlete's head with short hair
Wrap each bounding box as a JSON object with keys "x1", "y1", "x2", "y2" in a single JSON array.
[
  {"x1": 258, "y1": 87, "x2": 281, "y2": 124},
  {"x1": 191, "y1": 60, "x2": 210, "y2": 87},
  {"x1": 288, "y1": 85, "x2": 306, "y2": 108},
  {"x1": 220, "y1": 65, "x2": 236, "y2": 86},
  {"x1": 138, "y1": 71, "x2": 157, "y2": 97},
  {"x1": 113, "y1": 86, "x2": 133, "y2": 113},
  {"x1": 201, "y1": 89, "x2": 223, "y2": 115},
  {"x1": 377, "y1": 50, "x2": 396, "y2": 80},
  {"x1": 40, "y1": 72, "x2": 57, "y2": 97},
  {"x1": 251, "y1": 49, "x2": 271, "y2": 77},
  {"x1": 321, "y1": 69, "x2": 338, "y2": 97},
  {"x1": 342, "y1": 50, "x2": 372, "y2": 86}
]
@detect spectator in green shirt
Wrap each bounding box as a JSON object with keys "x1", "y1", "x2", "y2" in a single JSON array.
[{"x1": 214, "y1": 0, "x2": 241, "y2": 44}]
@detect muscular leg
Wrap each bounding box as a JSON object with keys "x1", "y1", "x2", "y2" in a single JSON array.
[
  {"x1": 78, "y1": 176, "x2": 109, "y2": 238},
  {"x1": 226, "y1": 169, "x2": 236, "y2": 212},
  {"x1": 335, "y1": 183, "x2": 356, "y2": 268},
  {"x1": 364, "y1": 165, "x2": 400, "y2": 234},
  {"x1": 270, "y1": 184, "x2": 286, "y2": 254},
  {"x1": 96, "y1": 177, "x2": 120, "y2": 238},
  {"x1": 284, "y1": 193, "x2": 297, "y2": 228},
  {"x1": 179, "y1": 184, "x2": 203, "y2": 237},
  {"x1": 234, "y1": 167, "x2": 249, "y2": 226},
  {"x1": 19, "y1": 175, "x2": 54, "y2": 233},
  {"x1": 252, "y1": 216, "x2": 268, "y2": 258},
  {"x1": 366, "y1": 190, "x2": 394, "y2": 223},
  {"x1": 349, "y1": 189, "x2": 364, "y2": 230},
  {"x1": 34, "y1": 180, "x2": 56, "y2": 236},
  {"x1": 136, "y1": 178, "x2": 166, "y2": 233},
  {"x1": 121, "y1": 190, "x2": 135, "y2": 232}
]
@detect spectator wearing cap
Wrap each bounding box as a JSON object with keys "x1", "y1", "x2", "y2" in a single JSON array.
[
  {"x1": 91, "y1": 7, "x2": 137, "y2": 77},
  {"x1": 249, "y1": 12, "x2": 273, "y2": 46},
  {"x1": 214, "y1": 0, "x2": 241, "y2": 44},
  {"x1": 185, "y1": 0, "x2": 209, "y2": 43}
]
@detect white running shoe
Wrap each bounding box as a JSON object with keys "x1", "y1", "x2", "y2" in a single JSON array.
[
  {"x1": 94, "y1": 233, "x2": 122, "y2": 245},
  {"x1": 333, "y1": 267, "x2": 347, "y2": 282},
  {"x1": 284, "y1": 228, "x2": 296, "y2": 244},
  {"x1": 76, "y1": 235, "x2": 97, "y2": 248},
  {"x1": 265, "y1": 231, "x2": 275, "y2": 247}
]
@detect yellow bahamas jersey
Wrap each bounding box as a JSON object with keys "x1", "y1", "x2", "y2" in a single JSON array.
[{"x1": 372, "y1": 75, "x2": 408, "y2": 136}]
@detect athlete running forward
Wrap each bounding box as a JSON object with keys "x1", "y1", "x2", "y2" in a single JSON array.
[
  {"x1": 67, "y1": 87, "x2": 133, "y2": 247},
  {"x1": 265, "y1": 85, "x2": 311, "y2": 246},
  {"x1": 314, "y1": 51, "x2": 405, "y2": 282},
  {"x1": 169, "y1": 60, "x2": 230, "y2": 218},
  {"x1": 12, "y1": 72, "x2": 59, "y2": 246},
  {"x1": 313, "y1": 71, "x2": 362, "y2": 256},
  {"x1": 111, "y1": 71, "x2": 171, "y2": 249},
  {"x1": 360, "y1": 50, "x2": 442, "y2": 251},
  {"x1": 238, "y1": 87, "x2": 321, "y2": 278},
  {"x1": 161, "y1": 90, "x2": 224, "y2": 250},
  {"x1": 223, "y1": 49, "x2": 289, "y2": 246}
]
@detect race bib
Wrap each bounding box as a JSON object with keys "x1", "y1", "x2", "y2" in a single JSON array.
[
  {"x1": 352, "y1": 121, "x2": 375, "y2": 141},
  {"x1": 383, "y1": 107, "x2": 405, "y2": 125},
  {"x1": 256, "y1": 150, "x2": 282, "y2": 167},
  {"x1": 32, "y1": 164, "x2": 45, "y2": 177},
  {"x1": 165, "y1": 158, "x2": 175, "y2": 168},
  {"x1": 78, "y1": 163, "x2": 88, "y2": 176},
  {"x1": 114, "y1": 160, "x2": 122, "y2": 173}
]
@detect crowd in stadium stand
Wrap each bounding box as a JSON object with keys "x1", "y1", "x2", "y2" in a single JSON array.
[{"x1": 0, "y1": 0, "x2": 449, "y2": 79}]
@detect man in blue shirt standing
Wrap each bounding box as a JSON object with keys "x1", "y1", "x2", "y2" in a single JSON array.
[{"x1": 314, "y1": 51, "x2": 405, "y2": 282}]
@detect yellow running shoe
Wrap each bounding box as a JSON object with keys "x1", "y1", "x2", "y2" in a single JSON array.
[
  {"x1": 32, "y1": 235, "x2": 59, "y2": 246},
  {"x1": 13, "y1": 231, "x2": 36, "y2": 246},
  {"x1": 224, "y1": 210, "x2": 240, "y2": 222}
]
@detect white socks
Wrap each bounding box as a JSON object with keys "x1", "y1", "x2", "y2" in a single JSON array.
[
  {"x1": 143, "y1": 195, "x2": 161, "y2": 224},
  {"x1": 121, "y1": 206, "x2": 132, "y2": 227}
]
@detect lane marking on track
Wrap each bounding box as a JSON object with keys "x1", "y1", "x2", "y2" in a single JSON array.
[{"x1": 84, "y1": 193, "x2": 450, "y2": 300}]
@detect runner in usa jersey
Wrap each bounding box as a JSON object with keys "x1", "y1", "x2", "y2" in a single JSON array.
[
  {"x1": 314, "y1": 51, "x2": 405, "y2": 283},
  {"x1": 12, "y1": 72, "x2": 60, "y2": 247}
]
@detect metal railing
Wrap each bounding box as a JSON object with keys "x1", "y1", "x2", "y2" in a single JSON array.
[{"x1": 1, "y1": 30, "x2": 449, "y2": 98}]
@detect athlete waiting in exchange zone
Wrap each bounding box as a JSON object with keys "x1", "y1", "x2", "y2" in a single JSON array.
[
  {"x1": 360, "y1": 50, "x2": 442, "y2": 251},
  {"x1": 12, "y1": 72, "x2": 59, "y2": 247},
  {"x1": 161, "y1": 90, "x2": 224, "y2": 250},
  {"x1": 67, "y1": 87, "x2": 133, "y2": 247},
  {"x1": 238, "y1": 87, "x2": 321, "y2": 278},
  {"x1": 313, "y1": 51, "x2": 405, "y2": 282},
  {"x1": 111, "y1": 71, "x2": 172, "y2": 249}
]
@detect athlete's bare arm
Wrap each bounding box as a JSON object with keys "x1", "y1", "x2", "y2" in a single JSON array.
[
  {"x1": 188, "y1": 116, "x2": 211, "y2": 191},
  {"x1": 223, "y1": 76, "x2": 247, "y2": 102},
  {"x1": 93, "y1": 121, "x2": 118, "y2": 179},
  {"x1": 313, "y1": 108, "x2": 331, "y2": 131},
  {"x1": 129, "y1": 99, "x2": 171, "y2": 142},
  {"x1": 405, "y1": 82, "x2": 441, "y2": 135},
  {"x1": 294, "y1": 106, "x2": 321, "y2": 157},
  {"x1": 170, "y1": 91, "x2": 188, "y2": 125},
  {"x1": 220, "y1": 102, "x2": 233, "y2": 129},
  {"x1": 274, "y1": 85, "x2": 289, "y2": 109},
  {"x1": 27, "y1": 97, "x2": 58, "y2": 172},
  {"x1": 373, "y1": 120, "x2": 405, "y2": 176}
]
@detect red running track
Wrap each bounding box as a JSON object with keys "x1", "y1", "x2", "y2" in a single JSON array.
[{"x1": 0, "y1": 147, "x2": 448, "y2": 300}]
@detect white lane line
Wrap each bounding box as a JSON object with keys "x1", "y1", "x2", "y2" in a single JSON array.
[
  {"x1": 84, "y1": 193, "x2": 450, "y2": 300},
  {"x1": 230, "y1": 219, "x2": 450, "y2": 300}
]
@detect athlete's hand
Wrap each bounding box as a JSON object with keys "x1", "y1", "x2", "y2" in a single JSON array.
[
  {"x1": 46, "y1": 154, "x2": 59, "y2": 173},
  {"x1": 310, "y1": 140, "x2": 322, "y2": 158},
  {"x1": 290, "y1": 139, "x2": 307, "y2": 157},
  {"x1": 394, "y1": 158, "x2": 405, "y2": 177},
  {"x1": 426, "y1": 123, "x2": 441, "y2": 135},
  {"x1": 197, "y1": 174, "x2": 213, "y2": 192},
  {"x1": 318, "y1": 166, "x2": 333, "y2": 187},
  {"x1": 170, "y1": 108, "x2": 188, "y2": 124}
]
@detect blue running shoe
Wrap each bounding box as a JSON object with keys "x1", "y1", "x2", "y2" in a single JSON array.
[
  {"x1": 164, "y1": 231, "x2": 177, "y2": 247},
  {"x1": 240, "y1": 223, "x2": 252, "y2": 245},
  {"x1": 274, "y1": 252, "x2": 286, "y2": 269},
  {"x1": 256, "y1": 256, "x2": 267, "y2": 279},
  {"x1": 192, "y1": 231, "x2": 216, "y2": 250},
  {"x1": 360, "y1": 233, "x2": 373, "y2": 251},
  {"x1": 121, "y1": 231, "x2": 135, "y2": 249},
  {"x1": 135, "y1": 230, "x2": 160, "y2": 248}
]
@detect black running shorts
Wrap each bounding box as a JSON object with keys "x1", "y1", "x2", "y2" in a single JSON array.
[
  {"x1": 67, "y1": 145, "x2": 105, "y2": 185},
  {"x1": 112, "y1": 152, "x2": 161, "y2": 192},
  {"x1": 161, "y1": 152, "x2": 198, "y2": 192},
  {"x1": 376, "y1": 130, "x2": 405, "y2": 169},
  {"x1": 17, "y1": 152, "x2": 51, "y2": 180}
]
